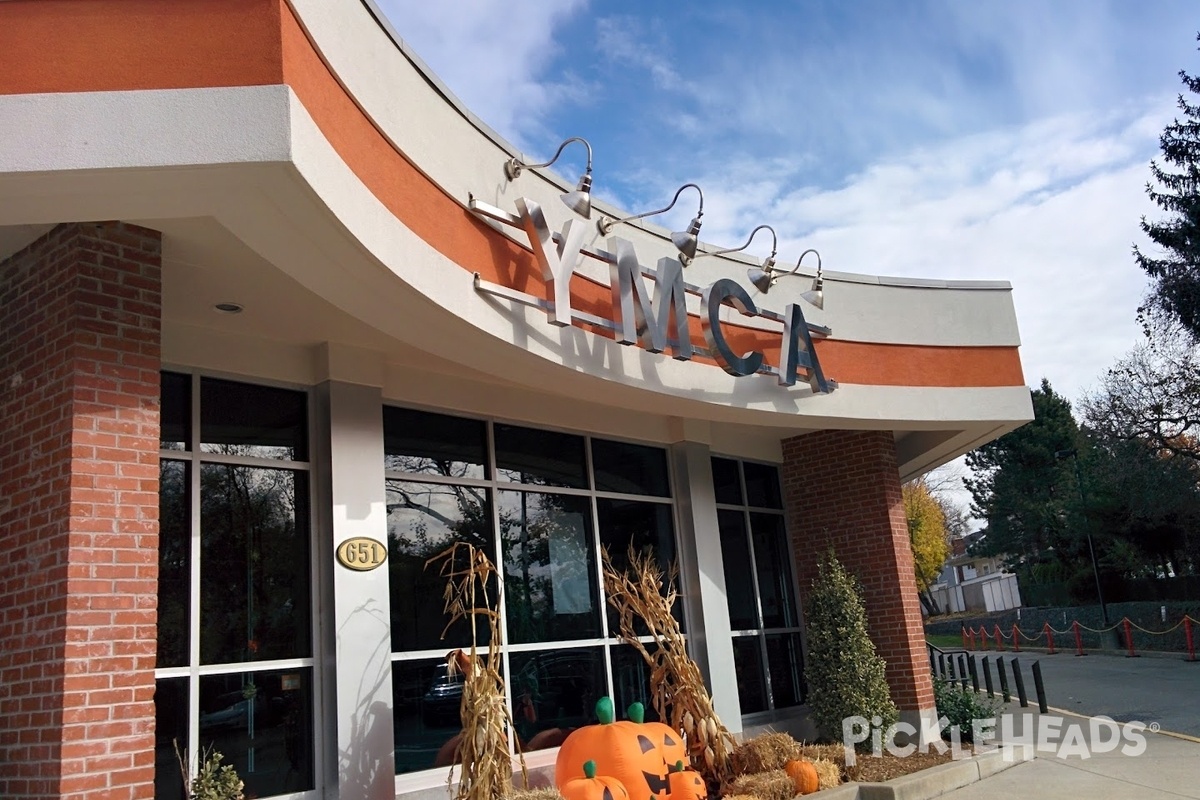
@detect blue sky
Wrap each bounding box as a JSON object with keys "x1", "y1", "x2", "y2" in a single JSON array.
[{"x1": 377, "y1": 0, "x2": 1199, "y2": 409}]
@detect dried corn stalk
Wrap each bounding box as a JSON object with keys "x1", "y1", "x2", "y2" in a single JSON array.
[
  {"x1": 601, "y1": 546, "x2": 736, "y2": 790},
  {"x1": 427, "y1": 543, "x2": 527, "y2": 800}
]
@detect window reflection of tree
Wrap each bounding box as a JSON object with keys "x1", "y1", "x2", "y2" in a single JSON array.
[
  {"x1": 386, "y1": 456, "x2": 495, "y2": 651},
  {"x1": 158, "y1": 461, "x2": 189, "y2": 667},
  {"x1": 200, "y1": 463, "x2": 308, "y2": 665},
  {"x1": 500, "y1": 492, "x2": 596, "y2": 644}
]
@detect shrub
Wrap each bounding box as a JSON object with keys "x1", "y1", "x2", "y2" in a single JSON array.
[
  {"x1": 804, "y1": 552, "x2": 898, "y2": 744},
  {"x1": 175, "y1": 745, "x2": 244, "y2": 800},
  {"x1": 932, "y1": 678, "x2": 1002, "y2": 742}
]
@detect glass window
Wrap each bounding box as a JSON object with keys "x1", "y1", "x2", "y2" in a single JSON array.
[
  {"x1": 384, "y1": 406, "x2": 488, "y2": 479},
  {"x1": 510, "y1": 647, "x2": 605, "y2": 750},
  {"x1": 200, "y1": 377, "x2": 307, "y2": 461},
  {"x1": 591, "y1": 438, "x2": 670, "y2": 497},
  {"x1": 718, "y1": 510, "x2": 757, "y2": 631},
  {"x1": 198, "y1": 668, "x2": 314, "y2": 796},
  {"x1": 393, "y1": 658, "x2": 465, "y2": 774},
  {"x1": 732, "y1": 637, "x2": 766, "y2": 714},
  {"x1": 157, "y1": 460, "x2": 189, "y2": 668},
  {"x1": 199, "y1": 466, "x2": 311, "y2": 665},
  {"x1": 752, "y1": 513, "x2": 798, "y2": 629},
  {"x1": 160, "y1": 371, "x2": 190, "y2": 451},
  {"x1": 611, "y1": 644, "x2": 662, "y2": 723},
  {"x1": 494, "y1": 424, "x2": 587, "y2": 488},
  {"x1": 766, "y1": 633, "x2": 806, "y2": 709},
  {"x1": 387, "y1": 480, "x2": 496, "y2": 651},
  {"x1": 711, "y1": 457, "x2": 743, "y2": 505},
  {"x1": 154, "y1": 677, "x2": 188, "y2": 800},
  {"x1": 743, "y1": 462, "x2": 783, "y2": 509},
  {"x1": 597, "y1": 498, "x2": 682, "y2": 634},
  {"x1": 715, "y1": 457, "x2": 804, "y2": 715},
  {"x1": 157, "y1": 372, "x2": 315, "y2": 799},
  {"x1": 385, "y1": 409, "x2": 679, "y2": 779},
  {"x1": 500, "y1": 491, "x2": 599, "y2": 644}
]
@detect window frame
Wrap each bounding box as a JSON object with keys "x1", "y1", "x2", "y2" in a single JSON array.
[
  {"x1": 712, "y1": 455, "x2": 808, "y2": 720},
  {"x1": 155, "y1": 367, "x2": 323, "y2": 800},
  {"x1": 384, "y1": 403, "x2": 684, "y2": 788}
]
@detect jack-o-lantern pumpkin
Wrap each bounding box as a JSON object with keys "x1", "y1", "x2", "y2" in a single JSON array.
[
  {"x1": 555, "y1": 698, "x2": 689, "y2": 800},
  {"x1": 666, "y1": 761, "x2": 707, "y2": 800},
  {"x1": 561, "y1": 760, "x2": 630, "y2": 800}
]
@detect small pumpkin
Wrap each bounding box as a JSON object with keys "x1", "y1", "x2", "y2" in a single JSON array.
[
  {"x1": 561, "y1": 760, "x2": 630, "y2": 800},
  {"x1": 666, "y1": 761, "x2": 707, "y2": 800},
  {"x1": 785, "y1": 759, "x2": 820, "y2": 795}
]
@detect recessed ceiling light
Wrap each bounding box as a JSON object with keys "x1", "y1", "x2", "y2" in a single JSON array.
[{"x1": 214, "y1": 302, "x2": 243, "y2": 314}]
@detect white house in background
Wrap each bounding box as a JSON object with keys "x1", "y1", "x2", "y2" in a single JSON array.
[{"x1": 930, "y1": 531, "x2": 1022, "y2": 614}]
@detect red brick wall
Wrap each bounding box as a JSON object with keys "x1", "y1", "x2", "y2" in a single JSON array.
[
  {"x1": 782, "y1": 430, "x2": 935, "y2": 712},
  {"x1": 0, "y1": 222, "x2": 162, "y2": 799}
]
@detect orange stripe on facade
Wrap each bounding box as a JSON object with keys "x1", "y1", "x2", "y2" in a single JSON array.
[
  {"x1": 1, "y1": 0, "x2": 1025, "y2": 390},
  {"x1": 0, "y1": 0, "x2": 284, "y2": 94}
]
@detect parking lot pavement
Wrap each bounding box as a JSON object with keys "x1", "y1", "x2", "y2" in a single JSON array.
[{"x1": 984, "y1": 649, "x2": 1200, "y2": 737}]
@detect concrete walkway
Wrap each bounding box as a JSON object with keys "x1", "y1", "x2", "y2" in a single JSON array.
[{"x1": 937, "y1": 711, "x2": 1200, "y2": 799}]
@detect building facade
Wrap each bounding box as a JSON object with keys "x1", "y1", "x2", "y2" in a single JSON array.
[{"x1": 0, "y1": 1, "x2": 1033, "y2": 798}]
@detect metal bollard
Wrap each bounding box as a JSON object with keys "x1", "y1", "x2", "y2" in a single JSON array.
[
  {"x1": 968, "y1": 653, "x2": 980, "y2": 693},
  {"x1": 938, "y1": 652, "x2": 946, "y2": 680},
  {"x1": 997, "y1": 656, "x2": 1011, "y2": 703},
  {"x1": 959, "y1": 653, "x2": 970, "y2": 690},
  {"x1": 1032, "y1": 660, "x2": 1048, "y2": 713},
  {"x1": 1010, "y1": 657, "x2": 1028, "y2": 707},
  {"x1": 982, "y1": 656, "x2": 995, "y2": 698}
]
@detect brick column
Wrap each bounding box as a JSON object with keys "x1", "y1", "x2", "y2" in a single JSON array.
[
  {"x1": 0, "y1": 222, "x2": 162, "y2": 799},
  {"x1": 781, "y1": 430, "x2": 935, "y2": 715}
]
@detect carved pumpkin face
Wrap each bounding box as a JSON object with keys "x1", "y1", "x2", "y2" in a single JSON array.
[
  {"x1": 631, "y1": 724, "x2": 688, "y2": 798},
  {"x1": 667, "y1": 764, "x2": 707, "y2": 800},
  {"x1": 556, "y1": 698, "x2": 690, "y2": 800}
]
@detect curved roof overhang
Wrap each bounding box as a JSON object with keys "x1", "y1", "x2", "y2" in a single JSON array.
[{"x1": 0, "y1": 0, "x2": 1033, "y2": 477}]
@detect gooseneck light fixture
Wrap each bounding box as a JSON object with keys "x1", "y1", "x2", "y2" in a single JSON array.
[
  {"x1": 748, "y1": 248, "x2": 824, "y2": 309},
  {"x1": 596, "y1": 183, "x2": 705, "y2": 260},
  {"x1": 503, "y1": 136, "x2": 594, "y2": 218},
  {"x1": 688, "y1": 224, "x2": 777, "y2": 273}
]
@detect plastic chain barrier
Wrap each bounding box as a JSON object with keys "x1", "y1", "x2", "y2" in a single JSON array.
[{"x1": 960, "y1": 615, "x2": 1199, "y2": 661}]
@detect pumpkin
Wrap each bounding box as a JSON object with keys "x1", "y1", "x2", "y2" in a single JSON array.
[
  {"x1": 666, "y1": 761, "x2": 708, "y2": 800},
  {"x1": 561, "y1": 760, "x2": 630, "y2": 800},
  {"x1": 555, "y1": 698, "x2": 687, "y2": 800},
  {"x1": 785, "y1": 759, "x2": 820, "y2": 795}
]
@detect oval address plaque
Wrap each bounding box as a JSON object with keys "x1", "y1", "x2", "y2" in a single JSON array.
[{"x1": 336, "y1": 537, "x2": 387, "y2": 572}]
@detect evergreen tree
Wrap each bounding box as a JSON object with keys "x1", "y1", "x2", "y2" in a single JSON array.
[
  {"x1": 1135, "y1": 34, "x2": 1200, "y2": 339},
  {"x1": 804, "y1": 552, "x2": 897, "y2": 745},
  {"x1": 964, "y1": 379, "x2": 1080, "y2": 569}
]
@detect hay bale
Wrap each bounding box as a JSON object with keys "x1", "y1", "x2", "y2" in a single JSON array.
[
  {"x1": 811, "y1": 758, "x2": 841, "y2": 790},
  {"x1": 721, "y1": 795, "x2": 761, "y2": 800},
  {"x1": 726, "y1": 769, "x2": 794, "y2": 800},
  {"x1": 730, "y1": 733, "x2": 802, "y2": 775},
  {"x1": 512, "y1": 788, "x2": 564, "y2": 800}
]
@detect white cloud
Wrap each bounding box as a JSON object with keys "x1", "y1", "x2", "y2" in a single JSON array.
[
  {"x1": 663, "y1": 104, "x2": 1169, "y2": 404},
  {"x1": 374, "y1": 0, "x2": 588, "y2": 149}
]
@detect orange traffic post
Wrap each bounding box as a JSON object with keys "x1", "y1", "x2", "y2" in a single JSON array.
[
  {"x1": 1012, "y1": 624, "x2": 1021, "y2": 652},
  {"x1": 1185, "y1": 616, "x2": 1196, "y2": 663},
  {"x1": 1044, "y1": 622, "x2": 1056, "y2": 655},
  {"x1": 994, "y1": 624, "x2": 1005, "y2": 652},
  {"x1": 1073, "y1": 620, "x2": 1086, "y2": 656},
  {"x1": 962, "y1": 626, "x2": 969, "y2": 650},
  {"x1": 1123, "y1": 618, "x2": 1138, "y2": 658}
]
